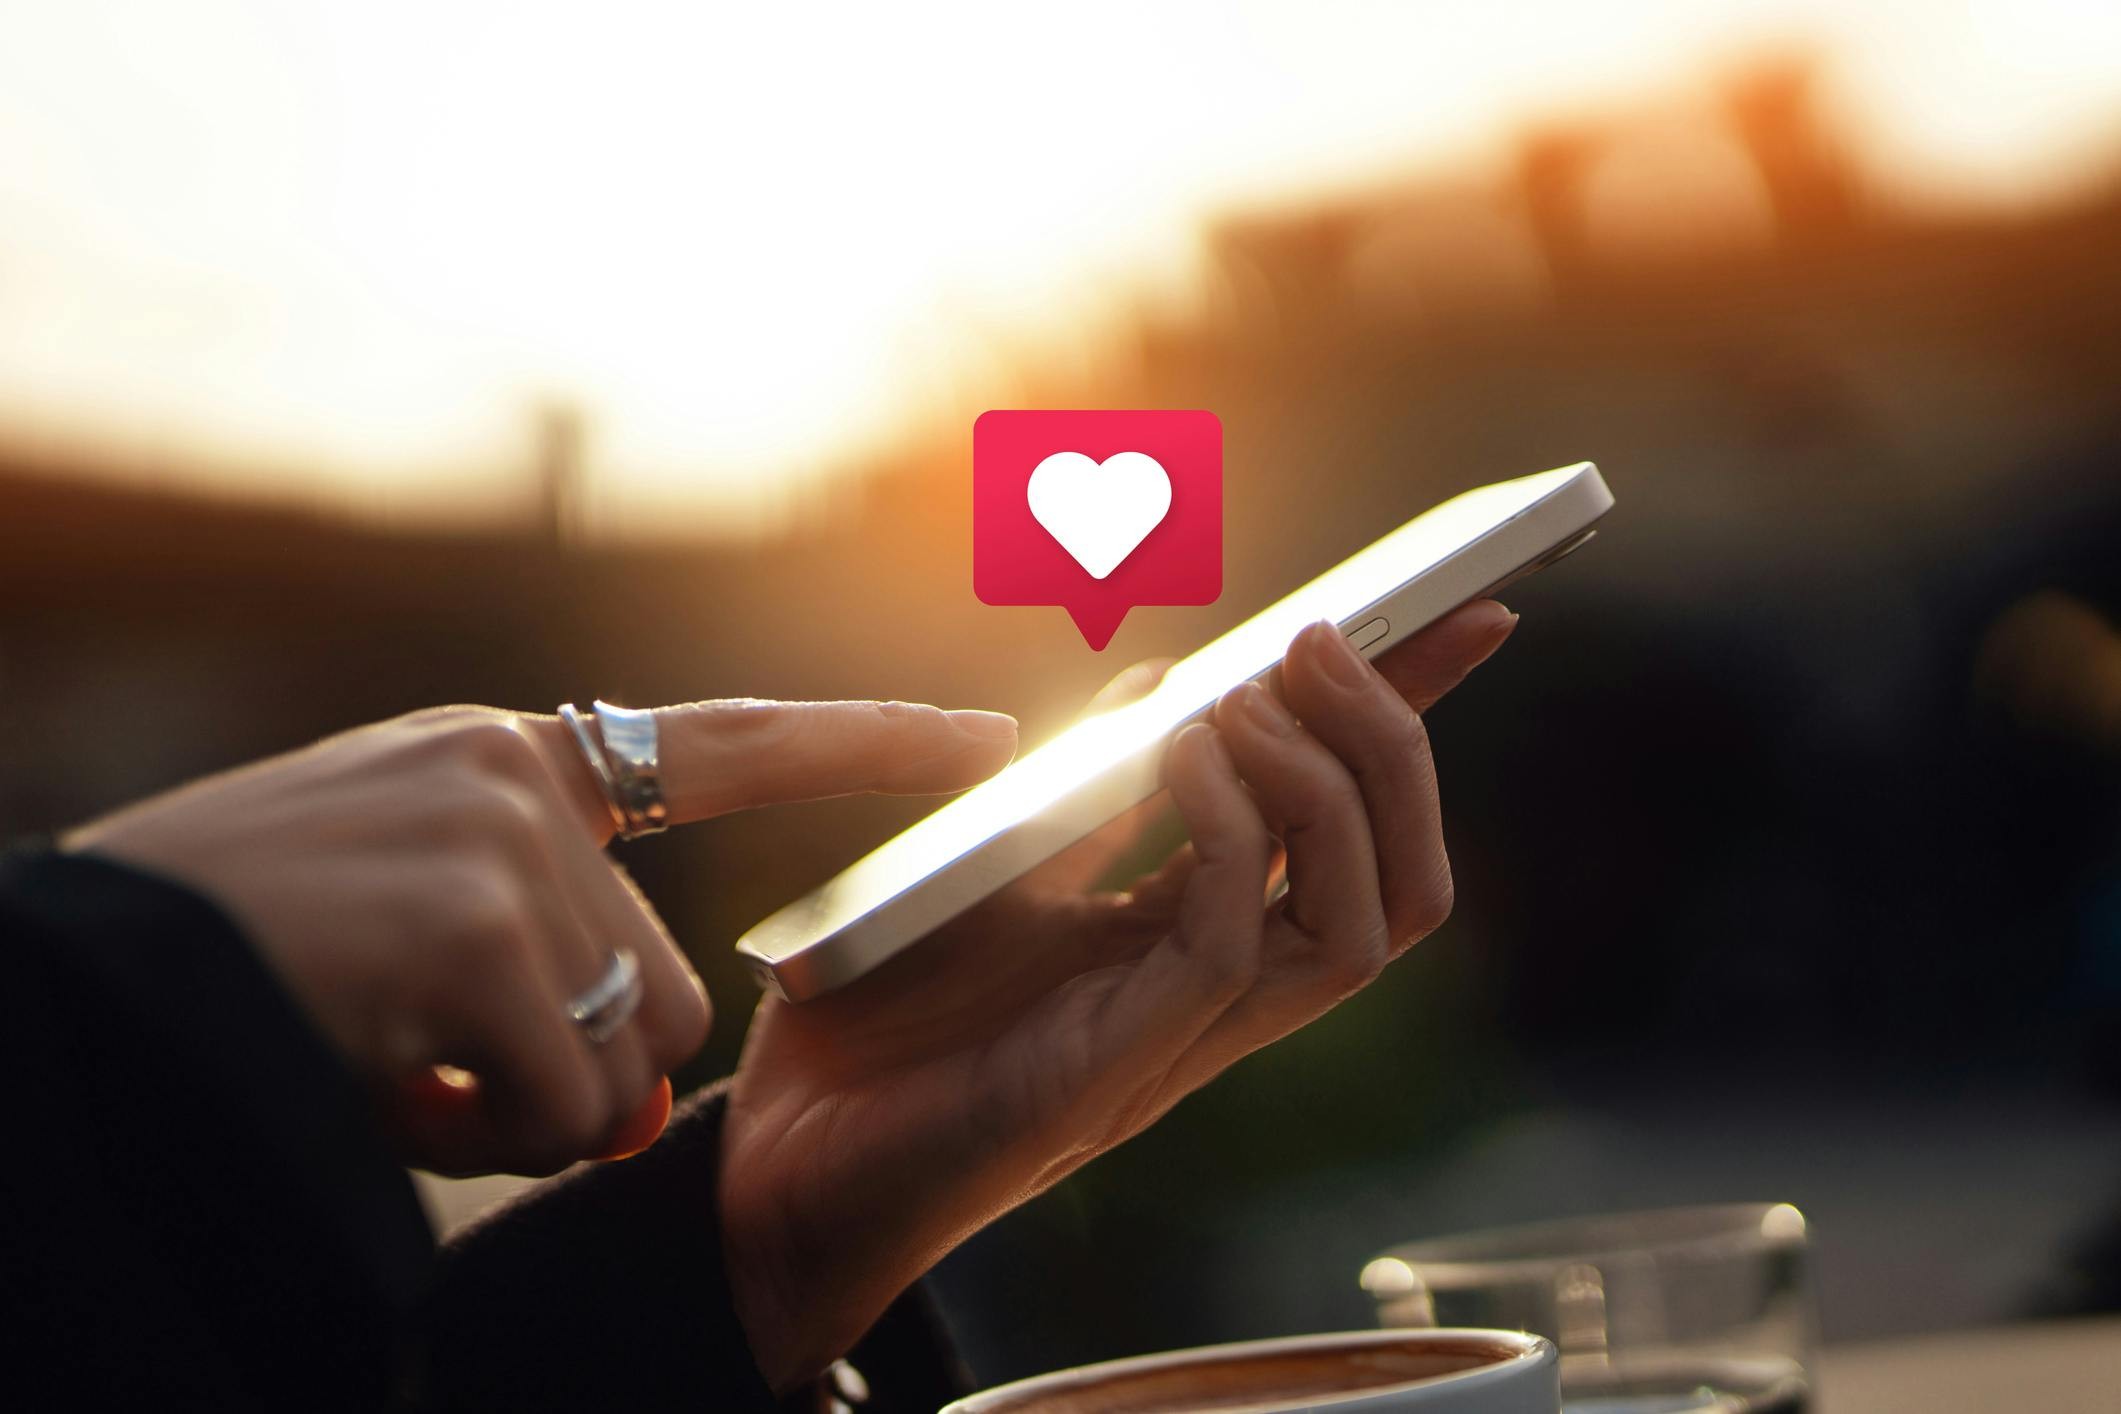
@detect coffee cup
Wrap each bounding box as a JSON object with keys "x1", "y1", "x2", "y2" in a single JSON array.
[{"x1": 940, "y1": 1328, "x2": 1557, "y2": 1413}]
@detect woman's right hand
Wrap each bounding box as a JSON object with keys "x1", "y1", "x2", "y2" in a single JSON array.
[
  {"x1": 65, "y1": 700, "x2": 1017, "y2": 1176},
  {"x1": 720, "y1": 604, "x2": 1516, "y2": 1390}
]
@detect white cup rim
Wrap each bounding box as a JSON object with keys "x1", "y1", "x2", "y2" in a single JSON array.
[{"x1": 942, "y1": 1327, "x2": 1555, "y2": 1413}]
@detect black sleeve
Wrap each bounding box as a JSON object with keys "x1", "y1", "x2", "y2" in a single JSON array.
[
  {"x1": 0, "y1": 843, "x2": 435, "y2": 1412},
  {"x1": 419, "y1": 1095, "x2": 974, "y2": 1414},
  {"x1": 4, "y1": 842, "x2": 972, "y2": 1413},
  {"x1": 416, "y1": 1082, "x2": 784, "y2": 1410}
]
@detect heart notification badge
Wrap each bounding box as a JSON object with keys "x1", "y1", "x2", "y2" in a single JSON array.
[
  {"x1": 975, "y1": 410, "x2": 1222, "y2": 649},
  {"x1": 1027, "y1": 451, "x2": 1172, "y2": 580}
]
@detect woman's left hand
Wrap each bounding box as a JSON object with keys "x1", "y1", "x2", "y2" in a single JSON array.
[{"x1": 719, "y1": 601, "x2": 1519, "y2": 1392}]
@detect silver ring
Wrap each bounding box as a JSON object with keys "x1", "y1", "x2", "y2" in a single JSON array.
[
  {"x1": 555, "y1": 700, "x2": 669, "y2": 840},
  {"x1": 558, "y1": 703, "x2": 629, "y2": 837},
  {"x1": 567, "y1": 947, "x2": 644, "y2": 1045},
  {"x1": 589, "y1": 700, "x2": 669, "y2": 839}
]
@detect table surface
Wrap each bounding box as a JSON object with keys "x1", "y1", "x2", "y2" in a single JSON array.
[
  {"x1": 1819, "y1": 1317, "x2": 2121, "y2": 1413},
  {"x1": 409, "y1": 1170, "x2": 2121, "y2": 1414}
]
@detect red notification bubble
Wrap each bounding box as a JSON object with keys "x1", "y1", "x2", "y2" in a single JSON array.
[{"x1": 974, "y1": 410, "x2": 1222, "y2": 650}]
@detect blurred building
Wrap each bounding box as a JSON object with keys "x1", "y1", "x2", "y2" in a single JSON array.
[{"x1": 5, "y1": 61, "x2": 2120, "y2": 1366}]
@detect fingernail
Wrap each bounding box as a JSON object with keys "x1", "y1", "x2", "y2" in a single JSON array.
[
  {"x1": 1232, "y1": 681, "x2": 1297, "y2": 736},
  {"x1": 1312, "y1": 621, "x2": 1371, "y2": 689},
  {"x1": 1479, "y1": 604, "x2": 1521, "y2": 656},
  {"x1": 1116, "y1": 660, "x2": 1167, "y2": 696},
  {"x1": 948, "y1": 710, "x2": 1017, "y2": 740}
]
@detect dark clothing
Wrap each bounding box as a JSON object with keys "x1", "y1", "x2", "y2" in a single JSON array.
[{"x1": 1, "y1": 845, "x2": 964, "y2": 1412}]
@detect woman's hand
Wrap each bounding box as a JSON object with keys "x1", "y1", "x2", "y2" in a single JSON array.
[
  {"x1": 67, "y1": 699, "x2": 1018, "y2": 1176},
  {"x1": 719, "y1": 601, "x2": 1519, "y2": 1391}
]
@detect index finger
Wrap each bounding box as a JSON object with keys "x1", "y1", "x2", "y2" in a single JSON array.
[
  {"x1": 527, "y1": 699, "x2": 1018, "y2": 841},
  {"x1": 651, "y1": 698, "x2": 1017, "y2": 823}
]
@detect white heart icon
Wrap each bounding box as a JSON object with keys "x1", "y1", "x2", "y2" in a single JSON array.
[{"x1": 1025, "y1": 450, "x2": 1172, "y2": 580}]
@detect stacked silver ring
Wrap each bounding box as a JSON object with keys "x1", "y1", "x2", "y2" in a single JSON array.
[
  {"x1": 556, "y1": 699, "x2": 664, "y2": 1045},
  {"x1": 567, "y1": 947, "x2": 644, "y2": 1045},
  {"x1": 558, "y1": 700, "x2": 670, "y2": 840}
]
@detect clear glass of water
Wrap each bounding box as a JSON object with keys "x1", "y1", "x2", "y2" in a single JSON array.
[{"x1": 1361, "y1": 1204, "x2": 1817, "y2": 1413}]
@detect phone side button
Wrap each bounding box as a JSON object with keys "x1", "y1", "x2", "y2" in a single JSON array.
[{"x1": 1347, "y1": 617, "x2": 1390, "y2": 653}]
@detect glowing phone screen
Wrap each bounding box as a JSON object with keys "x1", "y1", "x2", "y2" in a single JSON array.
[{"x1": 788, "y1": 467, "x2": 1583, "y2": 939}]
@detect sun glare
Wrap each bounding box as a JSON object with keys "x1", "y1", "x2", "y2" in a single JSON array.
[{"x1": 1, "y1": 1, "x2": 2118, "y2": 533}]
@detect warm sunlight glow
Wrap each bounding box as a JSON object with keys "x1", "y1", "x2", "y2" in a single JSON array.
[
  {"x1": 738, "y1": 465, "x2": 1597, "y2": 990},
  {"x1": 2, "y1": 3, "x2": 2118, "y2": 529}
]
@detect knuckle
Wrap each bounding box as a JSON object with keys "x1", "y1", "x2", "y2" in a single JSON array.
[
  {"x1": 1242, "y1": 827, "x2": 1279, "y2": 881},
  {"x1": 1196, "y1": 814, "x2": 1274, "y2": 877},
  {"x1": 474, "y1": 779, "x2": 550, "y2": 854},
  {"x1": 873, "y1": 699, "x2": 948, "y2": 729},
  {"x1": 1323, "y1": 926, "x2": 1392, "y2": 995},
  {"x1": 1398, "y1": 868, "x2": 1456, "y2": 941},
  {"x1": 1422, "y1": 872, "x2": 1457, "y2": 932},
  {"x1": 446, "y1": 874, "x2": 531, "y2": 962},
  {"x1": 399, "y1": 704, "x2": 469, "y2": 731},
  {"x1": 863, "y1": 702, "x2": 956, "y2": 779},
  {"x1": 1280, "y1": 778, "x2": 1363, "y2": 845},
  {"x1": 1272, "y1": 744, "x2": 1363, "y2": 819},
  {"x1": 703, "y1": 700, "x2": 822, "y2": 779},
  {"x1": 429, "y1": 750, "x2": 554, "y2": 860},
  {"x1": 1380, "y1": 705, "x2": 1430, "y2": 760},
  {"x1": 1193, "y1": 929, "x2": 1260, "y2": 999},
  {"x1": 1314, "y1": 767, "x2": 1366, "y2": 818},
  {"x1": 452, "y1": 715, "x2": 546, "y2": 783},
  {"x1": 725, "y1": 698, "x2": 796, "y2": 750}
]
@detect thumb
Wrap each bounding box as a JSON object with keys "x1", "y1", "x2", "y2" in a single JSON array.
[
  {"x1": 1021, "y1": 659, "x2": 1179, "y2": 893},
  {"x1": 648, "y1": 698, "x2": 1017, "y2": 822},
  {"x1": 1080, "y1": 658, "x2": 1176, "y2": 717}
]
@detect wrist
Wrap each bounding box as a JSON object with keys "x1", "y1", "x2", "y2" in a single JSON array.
[
  {"x1": 720, "y1": 1125, "x2": 949, "y2": 1396},
  {"x1": 720, "y1": 1195, "x2": 849, "y2": 1395}
]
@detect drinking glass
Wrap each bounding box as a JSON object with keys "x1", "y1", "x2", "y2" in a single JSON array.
[{"x1": 1361, "y1": 1204, "x2": 1816, "y2": 1413}]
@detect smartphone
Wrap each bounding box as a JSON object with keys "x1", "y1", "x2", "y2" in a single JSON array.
[{"x1": 736, "y1": 461, "x2": 1613, "y2": 1001}]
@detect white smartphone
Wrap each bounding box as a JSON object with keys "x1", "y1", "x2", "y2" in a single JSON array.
[{"x1": 736, "y1": 461, "x2": 1613, "y2": 1001}]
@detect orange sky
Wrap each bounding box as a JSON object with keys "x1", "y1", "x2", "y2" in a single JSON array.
[{"x1": 1, "y1": 1, "x2": 2117, "y2": 534}]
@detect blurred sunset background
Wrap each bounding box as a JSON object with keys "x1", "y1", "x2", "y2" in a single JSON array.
[
  {"x1": 7, "y1": 0, "x2": 2121, "y2": 1389},
  {"x1": 7, "y1": 1, "x2": 2121, "y2": 529}
]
